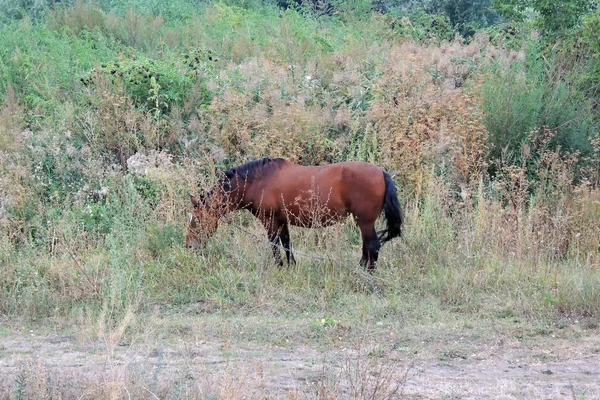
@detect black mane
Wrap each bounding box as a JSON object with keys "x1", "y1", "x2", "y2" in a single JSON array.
[{"x1": 219, "y1": 157, "x2": 285, "y2": 192}]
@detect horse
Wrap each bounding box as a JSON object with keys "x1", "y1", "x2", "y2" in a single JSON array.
[{"x1": 186, "y1": 157, "x2": 402, "y2": 271}]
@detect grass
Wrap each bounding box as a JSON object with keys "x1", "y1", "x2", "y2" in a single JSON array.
[{"x1": 2, "y1": 180, "x2": 598, "y2": 322}]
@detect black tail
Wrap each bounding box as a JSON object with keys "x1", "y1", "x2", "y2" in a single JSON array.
[{"x1": 378, "y1": 171, "x2": 403, "y2": 244}]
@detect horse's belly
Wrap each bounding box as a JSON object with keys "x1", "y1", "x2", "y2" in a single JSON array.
[{"x1": 285, "y1": 206, "x2": 349, "y2": 228}]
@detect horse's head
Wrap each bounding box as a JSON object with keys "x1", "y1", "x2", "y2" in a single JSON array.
[{"x1": 186, "y1": 193, "x2": 219, "y2": 250}]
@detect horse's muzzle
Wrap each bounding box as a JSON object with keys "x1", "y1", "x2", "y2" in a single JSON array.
[{"x1": 187, "y1": 241, "x2": 200, "y2": 250}]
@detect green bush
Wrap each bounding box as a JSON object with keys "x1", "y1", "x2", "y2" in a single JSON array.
[
  {"x1": 0, "y1": 22, "x2": 115, "y2": 115},
  {"x1": 427, "y1": 0, "x2": 500, "y2": 38},
  {"x1": 95, "y1": 0, "x2": 204, "y2": 20},
  {"x1": 492, "y1": 0, "x2": 596, "y2": 39},
  {"x1": 0, "y1": 0, "x2": 69, "y2": 21},
  {"x1": 480, "y1": 39, "x2": 595, "y2": 168},
  {"x1": 393, "y1": 7, "x2": 456, "y2": 43},
  {"x1": 582, "y1": 10, "x2": 600, "y2": 97},
  {"x1": 131, "y1": 176, "x2": 160, "y2": 206},
  {"x1": 82, "y1": 54, "x2": 192, "y2": 114}
]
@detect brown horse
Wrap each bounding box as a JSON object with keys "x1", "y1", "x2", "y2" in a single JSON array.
[{"x1": 186, "y1": 158, "x2": 402, "y2": 271}]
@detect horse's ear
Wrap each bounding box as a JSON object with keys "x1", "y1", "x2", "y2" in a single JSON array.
[
  {"x1": 189, "y1": 193, "x2": 200, "y2": 208},
  {"x1": 225, "y1": 168, "x2": 236, "y2": 179}
]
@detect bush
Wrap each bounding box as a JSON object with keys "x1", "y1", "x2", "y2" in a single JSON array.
[
  {"x1": 582, "y1": 10, "x2": 600, "y2": 98},
  {"x1": 82, "y1": 53, "x2": 193, "y2": 115},
  {"x1": 0, "y1": 0, "x2": 70, "y2": 21},
  {"x1": 492, "y1": 0, "x2": 596, "y2": 39},
  {"x1": 0, "y1": 22, "x2": 115, "y2": 117},
  {"x1": 393, "y1": 7, "x2": 456, "y2": 43},
  {"x1": 480, "y1": 38, "x2": 595, "y2": 172},
  {"x1": 427, "y1": 0, "x2": 500, "y2": 38}
]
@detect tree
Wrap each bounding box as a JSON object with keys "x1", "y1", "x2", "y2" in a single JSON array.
[
  {"x1": 428, "y1": 0, "x2": 500, "y2": 37},
  {"x1": 492, "y1": 0, "x2": 597, "y2": 37}
]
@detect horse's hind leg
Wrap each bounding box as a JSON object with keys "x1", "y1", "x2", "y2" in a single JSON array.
[
  {"x1": 280, "y1": 223, "x2": 296, "y2": 265},
  {"x1": 359, "y1": 222, "x2": 380, "y2": 272}
]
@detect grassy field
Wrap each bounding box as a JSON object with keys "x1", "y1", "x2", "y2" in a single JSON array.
[{"x1": 1, "y1": 0, "x2": 599, "y2": 398}]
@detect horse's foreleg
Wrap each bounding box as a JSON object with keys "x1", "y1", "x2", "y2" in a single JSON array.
[
  {"x1": 359, "y1": 223, "x2": 380, "y2": 272},
  {"x1": 280, "y1": 223, "x2": 296, "y2": 265},
  {"x1": 265, "y1": 221, "x2": 284, "y2": 267}
]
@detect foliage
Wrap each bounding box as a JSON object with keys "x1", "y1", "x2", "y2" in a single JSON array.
[
  {"x1": 492, "y1": 0, "x2": 597, "y2": 38},
  {"x1": 89, "y1": 0, "x2": 205, "y2": 21},
  {"x1": 582, "y1": 10, "x2": 600, "y2": 97},
  {"x1": 480, "y1": 40, "x2": 596, "y2": 170},
  {"x1": 0, "y1": 0, "x2": 71, "y2": 21},
  {"x1": 427, "y1": 0, "x2": 500, "y2": 37},
  {"x1": 0, "y1": 21, "x2": 114, "y2": 115},
  {"x1": 82, "y1": 53, "x2": 194, "y2": 114},
  {"x1": 393, "y1": 7, "x2": 456, "y2": 42}
]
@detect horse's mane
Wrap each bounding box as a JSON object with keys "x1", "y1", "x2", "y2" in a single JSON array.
[{"x1": 219, "y1": 157, "x2": 285, "y2": 192}]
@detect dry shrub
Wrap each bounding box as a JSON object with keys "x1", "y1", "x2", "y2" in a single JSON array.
[
  {"x1": 312, "y1": 339, "x2": 412, "y2": 400},
  {"x1": 122, "y1": 8, "x2": 166, "y2": 51},
  {"x1": 570, "y1": 187, "x2": 600, "y2": 266},
  {"x1": 47, "y1": 0, "x2": 106, "y2": 34},
  {"x1": 202, "y1": 36, "x2": 519, "y2": 195},
  {"x1": 370, "y1": 40, "x2": 493, "y2": 196},
  {"x1": 470, "y1": 128, "x2": 599, "y2": 263},
  {"x1": 209, "y1": 88, "x2": 264, "y2": 160},
  {"x1": 0, "y1": 84, "x2": 24, "y2": 152},
  {"x1": 83, "y1": 73, "x2": 168, "y2": 168},
  {"x1": 48, "y1": 1, "x2": 167, "y2": 53},
  {"x1": 129, "y1": 150, "x2": 209, "y2": 224},
  {"x1": 259, "y1": 103, "x2": 338, "y2": 164},
  {"x1": 0, "y1": 85, "x2": 34, "y2": 242},
  {"x1": 43, "y1": 256, "x2": 94, "y2": 302},
  {"x1": 592, "y1": 134, "x2": 600, "y2": 185},
  {"x1": 207, "y1": 58, "x2": 338, "y2": 165}
]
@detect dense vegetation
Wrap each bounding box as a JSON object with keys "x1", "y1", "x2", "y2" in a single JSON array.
[{"x1": 1, "y1": 0, "x2": 599, "y2": 340}]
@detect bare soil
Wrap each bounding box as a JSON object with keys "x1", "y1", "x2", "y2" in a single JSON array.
[{"x1": 1, "y1": 314, "x2": 599, "y2": 399}]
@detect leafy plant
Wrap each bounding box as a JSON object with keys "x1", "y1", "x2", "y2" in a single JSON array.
[
  {"x1": 394, "y1": 7, "x2": 456, "y2": 42},
  {"x1": 492, "y1": 0, "x2": 597, "y2": 38},
  {"x1": 427, "y1": 0, "x2": 500, "y2": 37},
  {"x1": 132, "y1": 176, "x2": 159, "y2": 206},
  {"x1": 314, "y1": 316, "x2": 340, "y2": 328},
  {"x1": 82, "y1": 54, "x2": 191, "y2": 113},
  {"x1": 480, "y1": 39, "x2": 595, "y2": 170}
]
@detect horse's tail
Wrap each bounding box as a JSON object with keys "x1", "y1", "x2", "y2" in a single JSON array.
[{"x1": 378, "y1": 171, "x2": 403, "y2": 244}]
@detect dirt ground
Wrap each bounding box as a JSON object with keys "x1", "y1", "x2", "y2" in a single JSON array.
[{"x1": 1, "y1": 314, "x2": 599, "y2": 399}]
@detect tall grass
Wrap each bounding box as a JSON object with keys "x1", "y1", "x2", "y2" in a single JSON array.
[{"x1": 1, "y1": 166, "x2": 598, "y2": 321}]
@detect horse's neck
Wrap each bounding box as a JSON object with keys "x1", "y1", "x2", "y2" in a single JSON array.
[
  {"x1": 224, "y1": 180, "x2": 252, "y2": 212},
  {"x1": 212, "y1": 191, "x2": 244, "y2": 216}
]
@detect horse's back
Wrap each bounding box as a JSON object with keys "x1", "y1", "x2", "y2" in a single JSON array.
[
  {"x1": 251, "y1": 160, "x2": 385, "y2": 225},
  {"x1": 279, "y1": 160, "x2": 383, "y2": 195}
]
